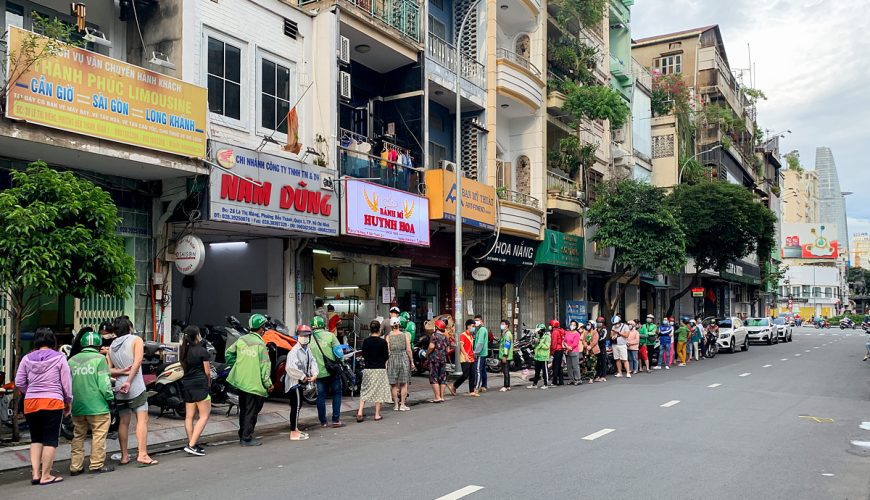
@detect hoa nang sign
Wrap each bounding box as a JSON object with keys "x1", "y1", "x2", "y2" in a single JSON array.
[
  {"x1": 480, "y1": 234, "x2": 537, "y2": 266},
  {"x1": 208, "y1": 142, "x2": 338, "y2": 236},
  {"x1": 342, "y1": 179, "x2": 430, "y2": 246}
]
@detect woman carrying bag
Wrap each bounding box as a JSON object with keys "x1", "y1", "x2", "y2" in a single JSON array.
[{"x1": 284, "y1": 325, "x2": 319, "y2": 441}]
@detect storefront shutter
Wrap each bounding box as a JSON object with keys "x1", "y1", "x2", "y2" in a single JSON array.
[
  {"x1": 75, "y1": 296, "x2": 126, "y2": 333},
  {"x1": 520, "y1": 268, "x2": 546, "y2": 331},
  {"x1": 473, "y1": 280, "x2": 502, "y2": 325}
]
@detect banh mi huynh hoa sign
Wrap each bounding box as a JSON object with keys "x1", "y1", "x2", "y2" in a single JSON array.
[
  {"x1": 342, "y1": 179, "x2": 430, "y2": 247},
  {"x1": 5, "y1": 26, "x2": 207, "y2": 158}
]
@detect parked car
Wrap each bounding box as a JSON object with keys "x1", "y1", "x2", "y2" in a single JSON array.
[
  {"x1": 777, "y1": 312, "x2": 795, "y2": 327},
  {"x1": 773, "y1": 317, "x2": 793, "y2": 342},
  {"x1": 745, "y1": 317, "x2": 778, "y2": 345},
  {"x1": 716, "y1": 317, "x2": 749, "y2": 353}
]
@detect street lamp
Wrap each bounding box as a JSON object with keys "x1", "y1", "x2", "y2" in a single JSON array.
[
  {"x1": 453, "y1": 0, "x2": 485, "y2": 374},
  {"x1": 678, "y1": 144, "x2": 722, "y2": 184}
]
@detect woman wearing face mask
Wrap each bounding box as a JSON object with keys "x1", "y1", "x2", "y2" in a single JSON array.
[
  {"x1": 284, "y1": 325, "x2": 319, "y2": 440},
  {"x1": 582, "y1": 321, "x2": 599, "y2": 383},
  {"x1": 564, "y1": 321, "x2": 582, "y2": 385}
]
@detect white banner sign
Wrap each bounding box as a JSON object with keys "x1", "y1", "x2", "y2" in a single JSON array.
[
  {"x1": 208, "y1": 143, "x2": 338, "y2": 236},
  {"x1": 342, "y1": 179, "x2": 430, "y2": 246}
]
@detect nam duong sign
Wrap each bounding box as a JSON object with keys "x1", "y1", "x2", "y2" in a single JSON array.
[{"x1": 5, "y1": 26, "x2": 207, "y2": 158}]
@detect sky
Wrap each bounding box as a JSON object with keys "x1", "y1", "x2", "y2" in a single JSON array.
[{"x1": 632, "y1": 0, "x2": 870, "y2": 239}]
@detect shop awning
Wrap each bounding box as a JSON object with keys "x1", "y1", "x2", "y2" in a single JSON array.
[
  {"x1": 641, "y1": 277, "x2": 669, "y2": 289},
  {"x1": 330, "y1": 250, "x2": 412, "y2": 268}
]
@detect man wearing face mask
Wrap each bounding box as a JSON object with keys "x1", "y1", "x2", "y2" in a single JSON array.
[
  {"x1": 472, "y1": 315, "x2": 489, "y2": 393},
  {"x1": 497, "y1": 319, "x2": 513, "y2": 392},
  {"x1": 638, "y1": 314, "x2": 657, "y2": 373}
]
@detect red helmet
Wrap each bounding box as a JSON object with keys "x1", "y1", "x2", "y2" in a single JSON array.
[
  {"x1": 433, "y1": 319, "x2": 447, "y2": 331},
  {"x1": 549, "y1": 319, "x2": 560, "y2": 328},
  {"x1": 296, "y1": 324, "x2": 312, "y2": 335},
  {"x1": 596, "y1": 317, "x2": 605, "y2": 323}
]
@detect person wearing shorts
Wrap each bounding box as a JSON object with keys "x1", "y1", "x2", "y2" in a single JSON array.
[
  {"x1": 610, "y1": 316, "x2": 631, "y2": 378},
  {"x1": 180, "y1": 326, "x2": 211, "y2": 456},
  {"x1": 427, "y1": 320, "x2": 450, "y2": 402}
]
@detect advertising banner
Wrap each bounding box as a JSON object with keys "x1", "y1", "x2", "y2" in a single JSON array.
[
  {"x1": 424, "y1": 169, "x2": 496, "y2": 230},
  {"x1": 5, "y1": 26, "x2": 207, "y2": 158},
  {"x1": 781, "y1": 223, "x2": 839, "y2": 260},
  {"x1": 479, "y1": 234, "x2": 537, "y2": 267},
  {"x1": 343, "y1": 179, "x2": 430, "y2": 246},
  {"x1": 536, "y1": 229, "x2": 583, "y2": 268},
  {"x1": 565, "y1": 300, "x2": 588, "y2": 325},
  {"x1": 208, "y1": 143, "x2": 338, "y2": 236}
]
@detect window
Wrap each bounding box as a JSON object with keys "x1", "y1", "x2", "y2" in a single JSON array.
[
  {"x1": 5, "y1": 3, "x2": 24, "y2": 29},
  {"x1": 655, "y1": 54, "x2": 681, "y2": 75},
  {"x1": 431, "y1": 0, "x2": 443, "y2": 10},
  {"x1": 801, "y1": 285, "x2": 810, "y2": 297},
  {"x1": 207, "y1": 36, "x2": 242, "y2": 120},
  {"x1": 428, "y1": 15, "x2": 447, "y2": 40},
  {"x1": 515, "y1": 34, "x2": 531, "y2": 59},
  {"x1": 586, "y1": 169, "x2": 604, "y2": 204},
  {"x1": 792, "y1": 286, "x2": 800, "y2": 297},
  {"x1": 668, "y1": 42, "x2": 682, "y2": 50},
  {"x1": 824, "y1": 287, "x2": 832, "y2": 298},
  {"x1": 428, "y1": 141, "x2": 448, "y2": 169},
  {"x1": 812, "y1": 287, "x2": 821, "y2": 298},
  {"x1": 260, "y1": 55, "x2": 296, "y2": 134}
]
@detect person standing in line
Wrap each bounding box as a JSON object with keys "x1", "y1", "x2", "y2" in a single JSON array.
[
  {"x1": 675, "y1": 319, "x2": 690, "y2": 367},
  {"x1": 627, "y1": 320, "x2": 640, "y2": 375},
  {"x1": 549, "y1": 320, "x2": 566, "y2": 386},
  {"x1": 611, "y1": 316, "x2": 631, "y2": 378},
  {"x1": 68, "y1": 331, "x2": 115, "y2": 476},
  {"x1": 583, "y1": 321, "x2": 599, "y2": 383},
  {"x1": 108, "y1": 317, "x2": 157, "y2": 466},
  {"x1": 656, "y1": 320, "x2": 674, "y2": 370},
  {"x1": 387, "y1": 318, "x2": 415, "y2": 411},
  {"x1": 528, "y1": 324, "x2": 551, "y2": 389},
  {"x1": 309, "y1": 315, "x2": 346, "y2": 428},
  {"x1": 564, "y1": 321, "x2": 582, "y2": 385},
  {"x1": 225, "y1": 314, "x2": 273, "y2": 446},
  {"x1": 381, "y1": 306, "x2": 402, "y2": 336},
  {"x1": 691, "y1": 320, "x2": 703, "y2": 361},
  {"x1": 448, "y1": 320, "x2": 479, "y2": 397},
  {"x1": 326, "y1": 305, "x2": 341, "y2": 335},
  {"x1": 427, "y1": 319, "x2": 450, "y2": 402},
  {"x1": 595, "y1": 317, "x2": 609, "y2": 382},
  {"x1": 638, "y1": 314, "x2": 657, "y2": 373},
  {"x1": 668, "y1": 318, "x2": 677, "y2": 366},
  {"x1": 314, "y1": 299, "x2": 328, "y2": 323},
  {"x1": 16, "y1": 328, "x2": 72, "y2": 485},
  {"x1": 285, "y1": 325, "x2": 318, "y2": 439},
  {"x1": 472, "y1": 315, "x2": 489, "y2": 392},
  {"x1": 356, "y1": 321, "x2": 389, "y2": 422},
  {"x1": 179, "y1": 326, "x2": 211, "y2": 456},
  {"x1": 497, "y1": 319, "x2": 514, "y2": 392},
  {"x1": 400, "y1": 311, "x2": 417, "y2": 344}
]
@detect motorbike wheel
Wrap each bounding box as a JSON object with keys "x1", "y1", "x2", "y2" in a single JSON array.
[
  {"x1": 60, "y1": 415, "x2": 75, "y2": 440},
  {"x1": 174, "y1": 403, "x2": 186, "y2": 418},
  {"x1": 486, "y1": 359, "x2": 502, "y2": 374}
]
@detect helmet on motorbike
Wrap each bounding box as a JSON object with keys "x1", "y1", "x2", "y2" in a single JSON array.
[
  {"x1": 611, "y1": 315, "x2": 622, "y2": 324},
  {"x1": 80, "y1": 331, "x2": 102, "y2": 348},
  {"x1": 434, "y1": 319, "x2": 447, "y2": 331},
  {"x1": 549, "y1": 319, "x2": 560, "y2": 328},
  {"x1": 310, "y1": 316, "x2": 326, "y2": 329},
  {"x1": 596, "y1": 317, "x2": 605, "y2": 323},
  {"x1": 535, "y1": 323, "x2": 546, "y2": 332},
  {"x1": 399, "y1": 311, "x2": 411, "y2": 321},
  {"x1": 295, "y1": 324, "x2": 312, "y2": 336},
  {"x1": 399, "y1": 316, "x2": 409, "y2": 329},
  {"x1": 249, "y1": 313, "x2": 268, "y2": 331}
]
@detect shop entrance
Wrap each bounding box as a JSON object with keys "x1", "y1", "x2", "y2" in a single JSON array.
[{"x1": 397, "y1": 273, "x2": 440, "y2": 332}]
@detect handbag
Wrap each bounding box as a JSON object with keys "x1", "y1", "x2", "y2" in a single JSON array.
[{"x1": 313, "y1": 334, "x2": 353, "y2": 387}]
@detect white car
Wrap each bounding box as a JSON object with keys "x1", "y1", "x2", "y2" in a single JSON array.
[
  {"x1": 716, "y1": 317, "x2": 749, "y2": 353},
  {"x1": 772, "y1": 317, "x2": 793, "y2": 342},
  {"x1": 745, "y1": 318, "x2": 778, "y2": 345}
]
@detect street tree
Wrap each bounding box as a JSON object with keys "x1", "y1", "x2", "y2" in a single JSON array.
[
  {"x1": 0, "y1": 162, "x2": 135, "y2": 440},
  {"x1": 586, "y1": 179, "x2": 687, "y2": 325},
  {"x1": 666, "y1": 181, "x2": 777, "y2": 316}
]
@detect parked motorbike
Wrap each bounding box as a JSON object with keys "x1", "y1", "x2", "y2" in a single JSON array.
[
  {"x1": 513, "y1": 329, "x2": 535, "y2": 370},
  {"x1": 146, "y1": 357, "x2": 186, "y2": 418},
  {"x1": 412, "y1": 332, "x2": 431, "y2": 375},
  {"x1": 485, "y1": 341, "x2": 503, "y2": 374},
  {"x1": 204, "y1": 316, "x2": 245, "y2": 363},
  {"x1": 262, "y1": 317, "x2": 297, "y2": 396},
  {"x1": 861, "y1": 321, "x2": 870, "y2": 332},
  {"x1": 839, "y1": 318, "x2": 856, "y2": 330}
]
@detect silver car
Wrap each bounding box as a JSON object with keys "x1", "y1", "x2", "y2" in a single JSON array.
[
  {"x1": 745, "y1": 318, "x2": 778, "y2": 345},
  {"x1": 773, "y1": 317, "x2": 793, "y2": 342}
]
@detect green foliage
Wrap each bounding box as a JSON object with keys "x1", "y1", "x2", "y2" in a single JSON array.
[
  {"x1": 548, "y1": 136, "x2": 596, "y2": 176},
  {"x1": 651, "y1": 74, "x2": 692, "y2": 117},
  {"x1": 0, "y1": 162, "x2": 136, "y2": 306},
  {"x1": 552, "y1": 0, "x2": 607, "y2": 30},
  {"x1": 549, "y1": 37, "x2": 598, "y2": 86},
  {"x1": 743, "y1": 87, "x2": 768, "y2": 104},
  {"x1": 783, "y1": 150, "x2": 804, "y2": 172},
  {"x1": 668, "y1": 182, "x2": 777, "y2": 274},
  {"x1": 679, "y1": 157, "x2": 708, "y2": 185},
  {"x1": 762, "y1": 262, "x2": 788, "y2": 293},
  {"x1": 562, "y1": 82, "x2": 631, "y2": 130},
  {"x1": 586, "y1": 179, "x2": 687, "y2": 275},
  {"x1": 2, "y1": 14, "x2": 84, "y2": 105},
  {"x1": 698, "y1": 103, "x2": 746, "y2": 135}
]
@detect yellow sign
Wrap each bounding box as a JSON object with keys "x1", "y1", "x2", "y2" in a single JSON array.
[
  {"x1": 5, "y1": 26, "x2": 207, "y2": 158},
  {"x1": 424, "y1": 169, "x2": 496, "y2": 230}
]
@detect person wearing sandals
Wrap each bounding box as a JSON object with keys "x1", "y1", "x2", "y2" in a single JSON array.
[
  {"x1": 356, "y1": 321, "x2": 391, "y2": 422},
  {"x1": 427, "y1": 319, "x2": 450, "y2": 402},
  {"x1": 285, "y1": 325, "x2": 319, "y2": 439},
  {"x1": 582, "y1": 321, "x2": 599, "y2": 383},
  {"x1": 387, "y1": 318, "x2": 415, "y2": 411},
  {"x1": 179, "y1": 326, "x2": 211, "y2": 456},
  {"x1": 15, "y1": 328, "x2": 72, "y2": 485}
]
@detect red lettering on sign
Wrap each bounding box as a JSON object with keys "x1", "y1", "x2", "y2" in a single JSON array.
[
  {"x1": 220, "y1": 174, "x2": 271, "y2": 206},
  {"x1": 278, "y1": 183, "x2": 333, "y2": 216}
]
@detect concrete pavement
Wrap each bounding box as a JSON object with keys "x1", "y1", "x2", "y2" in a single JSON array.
[{"x1": 1, "y1": 326, "x2": 868, "y2": 499}]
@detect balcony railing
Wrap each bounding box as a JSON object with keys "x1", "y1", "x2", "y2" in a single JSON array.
[
  {"x1": 546, "y1": 170, "x2": 579, "y2": 196},
  {"x1": 496, "y1": 48, "x2": 541, "y2": 78},
  {"x1": 339, "y1": 145, "x2": 421, "y2": 192},
  {"x1": 497, "y1": 188, "x2": 540, "y2": 209},
  {"x1": 427, "y1": 33, "x2": 486, "y2": 88},
  {"x1": 301, "y1": 0, "x2": 421, "y2": 43}
]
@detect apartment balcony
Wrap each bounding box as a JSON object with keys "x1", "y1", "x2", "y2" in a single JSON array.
[
  {"x1": 338, "y1": 144, "x2": 422, "y2": 193},
  {"x1": 497, "y1": 189, "x2": 545, "y2": 239},
  {"x1": 696, "y1": 46, "x2": 750, "y2": 118},
  {"x1": 496, "y1": 48, "x2": 545, "y2": 111},
  {"x1": 546, "y1": 170, "x2": 583, "y2": 216},
  {"x1": 301, "y1": 0, "x2": 422, "y2": 44},
  {"x1": 610, "y1": 54, "x2": 631, "y2": 83},
  {"x1": 426, "y1": 33, "x2": 487, "y2": 108}
]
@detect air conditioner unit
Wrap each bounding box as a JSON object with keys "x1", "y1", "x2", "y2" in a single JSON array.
[
  {"x1": 438, "y1": 160, "x2": 456, "y2": 171},
  {"x1": 339, "y1": 71, "x2": 351, "y2": 100},
  {"x1": 575, "y1": 190, "x2": 585, "y2": 201},
  {"x1": 612, "y1": 128, "x2": 625, "y2": 143},
  {"x1": 613, "y1": 155, "x2": 629, "y2": 166},
  {"x1": 339, "y1": 36, "x2": 350, "y2": 65}
]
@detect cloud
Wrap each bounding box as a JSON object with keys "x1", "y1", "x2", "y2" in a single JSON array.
[{"x1": 632, "y1": 1, "x2": 870, "y2": 222}]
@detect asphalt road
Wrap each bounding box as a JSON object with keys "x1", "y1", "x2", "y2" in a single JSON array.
[{"x1": 2, "y1": 326, "x2": 869, "y2": 500}]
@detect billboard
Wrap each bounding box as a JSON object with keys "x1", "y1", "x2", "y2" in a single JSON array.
[
  {"x1": 781, "y1": 223, "x2": 839, "y2": 260},
  {"x1": 5, "y1": 26, "x2": 207, "y2": 158},
  {"x1": 342, "y1": 179, "x2": 430, "y2": 247}
]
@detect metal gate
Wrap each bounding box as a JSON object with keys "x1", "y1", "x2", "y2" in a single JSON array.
[
  {"x1": 75, "y1": 296, "x2": 126, "y2": 332},
  {"x1": 520, "y1": 268, "x2": 546, "y2": 330},
  {"x1": 473, "y1": 280, "x2": 502, "y2": 325}
]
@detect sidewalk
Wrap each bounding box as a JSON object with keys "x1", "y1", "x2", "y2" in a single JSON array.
[{"x1": 0, "y1": 372, "x2": 528, "y2": 472}]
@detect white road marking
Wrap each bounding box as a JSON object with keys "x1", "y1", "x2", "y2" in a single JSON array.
[
  {"x1": 859, "y1": 422, "x2": 870, "y2": 431},
  {"x1": 582, "y1": 428, "x2": 616, "y2": 441},
  {"x1": 805, "y1": 350, "x2": 811, "y2": 352},
  {"x1": 762, "y1": 364, "x2": 772, "y2": 368},
  {"x1": 821, "y1": 473, "x2": 835, "y2": 477},
  {"x1": 739, "y1": 372, "x2": 751, "y2": 377},
  {"x1": 660, "y1": 400, "x2": 680, "y2": 408},
  {"x1": 435, "y1": 486, "x2": 485, "y2": 500},
  {"x1": 813, "y1": 347, "x2": 819, "y2": 349},
  {"x1": 781, "y1": 358, "x2": 788, "y2": 361},
  {"x1": 794, "y1": 354, "x2": 801, "y2": 357},
  {"x1": 707, "y1": 383, "x2": 721, "y2": 388}
]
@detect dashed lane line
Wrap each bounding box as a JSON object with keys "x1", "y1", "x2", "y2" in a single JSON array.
[
  {"x1": 739, "y1": 372, "x2": 751, "y2": 377},
  {"x1": 660, "y1": 400, "x2": 680, "y2": 408},
  {"x1": 582, "y1": 428, "x2": 616, "y2": 441},
  {"x1": 762, "y1": 364, "x2": 772, "y2": 368},
  {"x1": 435, "y1": 486, "x2": 485, "y2": 500},
  {"x1": 707, "y1": 383, "x2": 722, "y2": 388}
]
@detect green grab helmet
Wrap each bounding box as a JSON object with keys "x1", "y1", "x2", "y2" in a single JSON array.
[
  {"x1": 399, "y1": 317, "x2": 409, "y2": 329},
  {"x1": 249, "y1": 314, "x2": 268, "y2": 331},
  {"x1": 311, "y1": 316, "x2": 326, "y2": 329},
  {"x1": 80, "y1": 331, "x2": 102, "y2": 348},
  {"x1": 535, "y1": 323, "x2": 546, "y2": 332},
  {"x1": 399, "y1": 311, "x2": 411, "y2": 321}
]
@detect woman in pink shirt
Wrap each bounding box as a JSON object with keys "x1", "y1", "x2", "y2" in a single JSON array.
[
  {"x1": 564, "y1": 321, "x2": 582, "y2": 385},
  {"x1": 627, "y1": 320, "x2": 640, "y2": 375}
]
